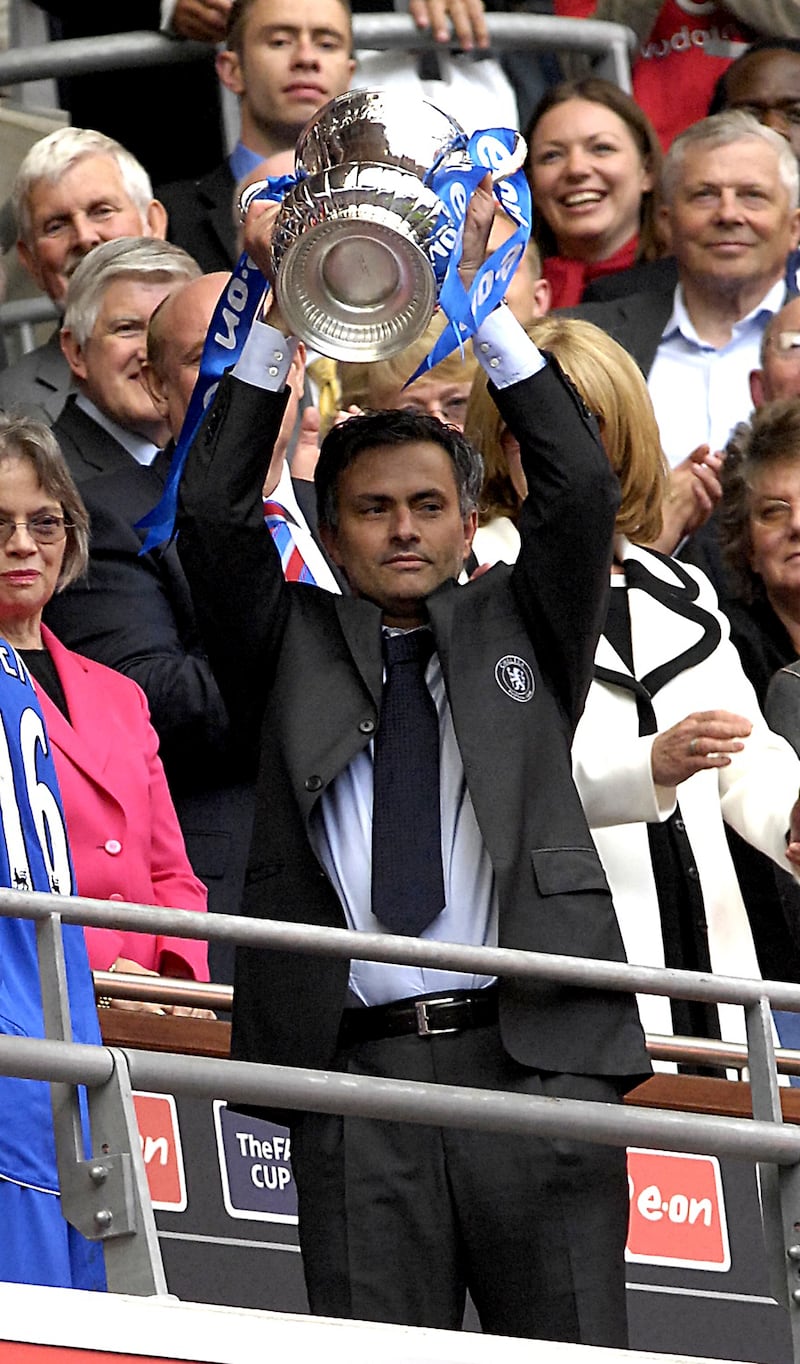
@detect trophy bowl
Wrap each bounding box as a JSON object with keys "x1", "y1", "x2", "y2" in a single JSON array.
[{"x1": 269, "y1": 91, "x2": 471, "y2": 362}]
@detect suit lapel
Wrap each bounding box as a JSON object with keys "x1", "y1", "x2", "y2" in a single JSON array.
[
  {"x1": 335, "y1": 595, "x2": 383, "y2": 709},
  {"x1": 628, "y1": 290, "x2": 673, "y2": 377},
  {"x1": 57, "y1": 400, "x2": 134, "y2": 479},
  {"x1": 38, "y1": 627, "x2": 113, "y2": 783}
]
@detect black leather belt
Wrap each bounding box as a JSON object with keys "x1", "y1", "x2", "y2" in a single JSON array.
[{"x1": 338, "y1": 986, "x2": 498, "y2": 1046}]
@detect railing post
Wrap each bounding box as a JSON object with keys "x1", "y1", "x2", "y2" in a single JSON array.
[
  {"x1": 81, "y1": 1047, "x2": 168, "y2": 1296},
  {"x1": 35, "y1": 912, "x2": 167, "y2": 1294},
  {"x1": 746, "y1": 996, "x2": 800, "y2": 1363},
  {"x1": 36, "y1": 912, "x2": 90, "y2": 1173}
]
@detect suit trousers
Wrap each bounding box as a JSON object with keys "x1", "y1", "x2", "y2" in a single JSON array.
[{"x1": 289, "y1": 1019, "x2": 630, "y2": 1344}]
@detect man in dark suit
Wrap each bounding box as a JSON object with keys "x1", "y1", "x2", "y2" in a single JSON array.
[
  {"x1": 54, "y1": 237, "x2": 200, "y2": 484},
  {"x1": 158, "y1": 0, "x2": 356, "y2": 272},
  {"x1": 46, "y1": 257, "x2": 339, "y2": 982},
  {"x1": 176, "y1": 183, "x2": 650, "y2": 1341},
  {"x1": 575, "y1": 111, "x2": 800, "y2": 470}
]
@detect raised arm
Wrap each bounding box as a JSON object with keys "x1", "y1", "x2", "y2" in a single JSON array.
[
  {"x1": 460, "y1": 178, "x2": 619, "y2": 727},
  {"x1": 176, "y1": 338, "x2": 293, "y2": 739}
]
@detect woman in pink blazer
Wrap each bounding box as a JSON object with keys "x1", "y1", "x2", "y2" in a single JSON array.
[{"x1": 0, "y1": 415, "x2": 210, "y2": 1008}]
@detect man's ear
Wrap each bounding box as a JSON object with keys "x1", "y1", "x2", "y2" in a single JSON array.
[
  {"x1": 531, "y1": 276, "x2": 551, "y2": 319},
  {"x1": 141, "y1": 360, "x2": 169, "y2": 419},
  {"x1": 144, "y1": 199, "x2": 169, "y2": 241},
  {"x1": 462, "y1": 508, "x2": 478, "y2": 559},
  {"x1": 290, "y1": 339, "x2": 307, "y2": 398},
  {"x1": 657, "y1": 202, "x2": 673, "y2": 253},
  {"x1": 216, "y1": 48, "x2": 245, "y2": 96},
  {"x1": 750, "y1": 368, "x2": 765, "y2": 409},
  {"x1": 319, "y1": 522, "x2": 345, "y2": 568},
  {"x1": 59, "y1": 326, "x2": 88, "y2": 383}
]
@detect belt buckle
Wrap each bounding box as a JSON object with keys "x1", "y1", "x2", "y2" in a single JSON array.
[{"x1": 414, "y1": 996, "x2": 460, "y2": 1037}]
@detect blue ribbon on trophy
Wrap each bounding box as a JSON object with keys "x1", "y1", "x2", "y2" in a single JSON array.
[
  {"x1": 137, "y1": 173, "x2": 300, "y2": 551},
  {"x1": 139, "y1": 117, "x2": 529, "y2": 550},
  {"x1": 410, "y1": 125, "x2": 531, "y2": 381}
]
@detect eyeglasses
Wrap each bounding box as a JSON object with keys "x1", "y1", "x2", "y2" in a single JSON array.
[
  {"x1": 0, "y1": 514, "x2": 72, "y2": 546},
  {"x1": 771, "y1": 331, "x2": 800, "y2": 354}
]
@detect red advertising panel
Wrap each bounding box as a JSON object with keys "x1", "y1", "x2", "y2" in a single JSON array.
[
  {"x1": 132, "y1": 1092, "x2": 186, "y2": 1212},
  {"x1": 626, "y1": 1147, "x2": 731, "y2": 1271}
]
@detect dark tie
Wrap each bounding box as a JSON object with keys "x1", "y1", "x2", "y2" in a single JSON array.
[{"x1": 371, "y1": 630, "x2": 445, "y2": 935}]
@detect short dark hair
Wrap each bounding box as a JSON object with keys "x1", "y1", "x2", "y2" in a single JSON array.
[
  {"x1": 314, "y1": 409, "x2": 484, "y2": 530},
  {"x1": 226, "y1": 0, "x2": 352, "y2": 52},
  {"x1": 709, "y1": 38, "x2": 800, "y2": 115}
]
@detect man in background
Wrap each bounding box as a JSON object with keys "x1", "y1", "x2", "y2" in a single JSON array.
[
  {"x1": 577, "y1": 113, "x2": 800, "y2": 468},
  {"x1": 159, "y1": 0, "x2": 355, "y2": 271},
  {"x1": 54, "y1": 238, "x2": 199, "y2": 482},
  {"x1": 0, "y1": 128, "x2": 168, "y2": 423}
]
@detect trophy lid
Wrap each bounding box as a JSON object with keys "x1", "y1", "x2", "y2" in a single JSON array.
[{"x1": 295, "y1": 89, "x2": 469, "y2": 185}]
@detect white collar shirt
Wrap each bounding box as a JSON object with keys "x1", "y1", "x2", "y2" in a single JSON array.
[{"x1": 75, "y1": 393, "x2": 160, "y2": 467}]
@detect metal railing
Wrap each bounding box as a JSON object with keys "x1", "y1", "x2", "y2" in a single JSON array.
[
  {"x1": 3, "y1": 883, "x2": 800, "y2": 1355},
  {"x1": 0, "y1": 16, "x2": 635, "y2": 88}
]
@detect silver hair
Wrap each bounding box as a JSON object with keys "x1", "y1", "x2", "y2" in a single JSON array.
[
  {"x1": 12, "y1": 127, "x2": 157, "y2": 247},
  {"x1": 62, "y1": 237, "x2": 201, "y2": 347},
  {"x1": 661, "y1": 110, "x2": 800, "y2": 209}
]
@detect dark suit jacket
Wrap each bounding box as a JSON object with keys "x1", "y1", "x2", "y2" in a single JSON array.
[
  {"x1": 569, "y1": 288, "x2": 675, "y2": 378},
  {"x1": 159, "y1": 162, "x2": 238, "y2": 275},
  {"x1": 43, "y1": 428, "x2": 249, "y2": 979},
  {"x1": 53, "y1": 395, "x2": 144, "y2": 483},
  {"x1": 177, "y1": 365, "x2": 650, "y2": 1087},
  {"x1": 0, "y1": 330, "x2": 73, "y2": 425},
  {"x1": 572, "y1": 281, "x2": 798, "y2": 379}
]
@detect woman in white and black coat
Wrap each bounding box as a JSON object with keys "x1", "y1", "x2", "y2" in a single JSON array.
[{"x1": 464, "y1": 315, "x2": 800, "y2": 1057}]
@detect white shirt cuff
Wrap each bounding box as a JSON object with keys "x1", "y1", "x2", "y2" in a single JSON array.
[
  {"x1": 472, "y1": 306, "x2": 546, "y2": 389},
  {"x1": 160, "y1": 0, "x2": 178, "y2": 32},
  {"x1": 233, "y1": 319, "x2": 298, "y2": 391}
]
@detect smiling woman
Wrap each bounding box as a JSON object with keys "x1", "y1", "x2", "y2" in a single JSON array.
[{"x1": 524, "y1": 78, "x2": 664, "y2": 309}]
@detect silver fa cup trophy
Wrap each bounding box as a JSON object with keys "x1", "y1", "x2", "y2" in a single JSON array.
[{"x1": 250, "y1": 90, "x2": 474, "y2": 362}]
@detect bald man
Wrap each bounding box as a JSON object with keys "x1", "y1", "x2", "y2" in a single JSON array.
[{"x1": 751, "y1": 297, "x2": 800, "y2": 407}]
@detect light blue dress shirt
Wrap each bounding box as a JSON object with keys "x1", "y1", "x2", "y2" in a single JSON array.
[{"x1": 648, "y1": 279, "x2": 785, "y2": 468}]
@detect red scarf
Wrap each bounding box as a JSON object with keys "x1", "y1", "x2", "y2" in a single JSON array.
[{"x1": 543, "y1": 235, "x2": 640, "y2": 309}]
